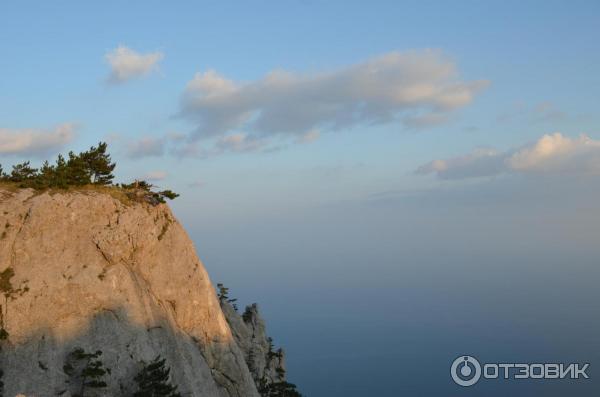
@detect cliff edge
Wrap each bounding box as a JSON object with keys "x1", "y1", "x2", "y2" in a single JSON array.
[{"x1": 0, "y1": 188, "x2": 291, "y2": 396}]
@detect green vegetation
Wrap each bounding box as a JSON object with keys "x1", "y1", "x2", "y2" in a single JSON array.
[
  {"x1": 64, "y1": 348, "x2": 109, "y2": 397},
  {"x1": 133, "y1": 356, "x2": 181, "y2": 397},
  {"x1": 266, "y1": 338, "x2": 284, "y2": 362},
  {"x1": 242, "y1": 305, "x2": 254, "y2": 323},
  {"x1": 216, "y1": 283, "x2": 238, "y2": 311},
  {"x1": 120, "y1": 181, "x2": 180, "y2": 205},
  {"x1": 2, "y1": 142, "x2": 115, "y2": 189},
  {"x1": 220, "y1": 289, "x2": 303, "y2": 397},
  {"x1": 0, "y1": 142, "x2": 178, "y2": 206},
  {"x1": 258, "y1": 337, "x2": 298, "y2": 397},
  {"x1": 258, "y1": 381, "x2": 303, "y2": 397}
]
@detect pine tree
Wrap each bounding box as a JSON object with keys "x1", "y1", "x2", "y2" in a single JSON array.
[
  {"x1": 216, "y1": 283, "x2": 238, "y2": 310},
  {"x1": 133, "y1": 356, "x2": 181, "y2": 397},
  {"x1": 66, "y1": 151, "x2": 91, "y2": 186},
  {"x1": 81, "y1": 142, "x2": 116, "y2": 185},
  {"x1": 157, "y1": 190, "x2": 179, "y2": 201},
  {"x1": 217, "y1": 283, "x2": 229, "y2": 302},
  {"x1": 258, "y1": 380, "x2": 302, "y2": 397},
  {"x1": 63, "y1": 348, "x2": 108, "y2": 397},
  {"x1": 0, "y1": 143, "x2": 180, "y2": 202},
  {"x1": 53, "y1": 154, "x2": 69, "y2": 188},
  {"x1": 242, "y1": 308, "x2": 250, "y2": 322},
  {"x1": 9, "y1": 162, "x2": 38, "y2": 183},
  {"x1": 37, "y1": 160, "x2": 55, "y2": 188},
  {"x1": 120, "y1": 181, "x2": 179, "y2": 205}
]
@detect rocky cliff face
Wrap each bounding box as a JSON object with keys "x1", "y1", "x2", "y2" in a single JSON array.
[
  {"x1": 0, "y1": 188, "x2": 290, "y2": 397},
  {"x1": 221, "y1": 303, "x2": 286, "y2": 388}
]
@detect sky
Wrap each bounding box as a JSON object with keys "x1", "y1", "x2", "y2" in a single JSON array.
[{"x1": 1, "y1": 1, "x2": 600, "y2": 396}]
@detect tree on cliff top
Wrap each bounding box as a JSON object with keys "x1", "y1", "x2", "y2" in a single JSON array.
[
  {"x1": 0, "y1": 142, "x2": 115, "y2": 188},
  {"x1": 81, "y1": 142, "x2": 116, "y2": 185},
  {"x1": 120, "y1": 181, "x2": 180, "y2": 205},
  {"x1": 0, "y1": 142, "x2": 179, "y2": 204},
  {"x1": 9, "y1": 161, "x2": 38, "y2": 183}
]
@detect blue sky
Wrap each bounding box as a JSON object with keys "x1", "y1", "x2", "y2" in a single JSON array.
[
  {"x1": 2, "y1": 2, "x2": 600, "y2": 395},
  {"x1": 1, "y1": 1, "x2": 599, "y2": 214}
]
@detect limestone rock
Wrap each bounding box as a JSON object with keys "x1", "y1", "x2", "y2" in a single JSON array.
[
  {"x1": 0, "y1": 188, "x2": 261, "y2": 397},
  {"x1": 221, "y1": 302, "x2": 287, "y2": 388}
]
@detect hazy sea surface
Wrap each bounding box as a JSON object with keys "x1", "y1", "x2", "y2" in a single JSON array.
[{"x1": 179, "y1": 182, "x2": 600, "y2": 396}]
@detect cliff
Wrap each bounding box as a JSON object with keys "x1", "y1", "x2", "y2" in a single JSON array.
[{"x1": 0, "y1": 187, "x2": 292, "y2": 396}]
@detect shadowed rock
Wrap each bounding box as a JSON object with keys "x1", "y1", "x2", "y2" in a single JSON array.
[{"x1": 0, "y1": 188, "x2": 260, "y2": 396}]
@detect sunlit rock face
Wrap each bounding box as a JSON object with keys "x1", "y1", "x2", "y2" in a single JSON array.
[{"x1": 0, "y1": 188, "x2": 259, "y2": 397}]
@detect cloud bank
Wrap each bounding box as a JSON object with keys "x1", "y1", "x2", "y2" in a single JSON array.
[
  {"x1": 417, "y1": 133, "x2": 600, "y2": 179},
  {"x1": 106, "y1": 46, "x2": 163, "y2": 84},
  {"x1": 0, "y1": 123, "x2": 77, "y2": 157},
  {"x1": 126, "y1": 136, "x2": 167, "y2": 158},
  {"x1": 177, "y1": 50, "x2": 488, "y2": 154}
]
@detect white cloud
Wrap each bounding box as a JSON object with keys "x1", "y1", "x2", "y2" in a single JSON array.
[
  {"x1": 179, "y1": 50, "x2": 488, "y2": 148},
  {"x1": 507, "y1": 133, "x2": 600, "y2": 173},
  {"x1": 127, "y1": 136, "x2": 166, "y2": 158},
  {"x1": 417, "y1": 133, "x2": 600, "y2": 179},
  {"x1": 143, "y1": 170, "x2": 167, "y2": 181},
  {"x1": 106, "y1": 45, "x2": 163, "y2": 84},
  {"x1": 416, "y1": 147, "x2": 505, "y2": 179},
  {"x1": 0, "y1": 123, "x2": 77, "y2": 157},
  {"x1": 169, "y1": 133, "x2": 280, "y2": 159},
  {"x1": 215, "y1": 133, "x2": 267, "y2": 153},
  {"x1": 403, "y1": 112, "x2": 451, "y2": 129}
]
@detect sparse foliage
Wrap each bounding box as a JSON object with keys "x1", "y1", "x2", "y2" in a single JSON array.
[
  {"x1": 216, "y1": 283, "x2": 238, "y2": 310},
  {"x1": 133, "y1": 356, "x2": 182, "y2": 397},
  {"x1": 0, "y1": 143, "x2": 115, "y2": 188},
  {"x1": 217, "y1": 283, "x2": 230, "y2": 301},
  {"x1": 242, "y1": 305, "x2": 255, "y2": 323},
  {"x1": 0, "y1": 143, "x2": 179, "y2": 204},
  {"x1": 64, "y1": 348, "x2": 108, "y2": 397},
  {"x1": 258, "y1": 380, "x2": 302, "y2": 397},
  {"x1": 120, "y1": 181, "x2": 179, "y2": 205},
  {"x1": 81, "y1": 142, "x2": 116, "y2": 185},
  {"x1": 9, "y1": 162, "x2": 38, "y2": 183}
]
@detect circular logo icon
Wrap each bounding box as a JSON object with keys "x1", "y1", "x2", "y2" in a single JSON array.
[{"x1": 451, "y1": 355, "x2": 481, "y2": 387}]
